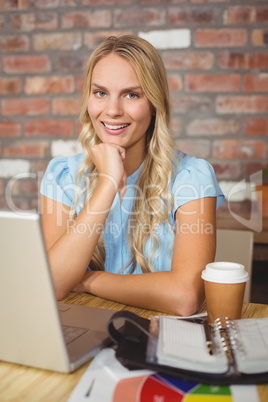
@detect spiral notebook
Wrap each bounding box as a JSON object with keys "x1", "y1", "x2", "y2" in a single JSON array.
[
  {"x1": 107, "y1": 311, "x2": 268, "y2": 385},
  {"x1": 155, "y1": 316, "x2": 268, "y2": 375}
]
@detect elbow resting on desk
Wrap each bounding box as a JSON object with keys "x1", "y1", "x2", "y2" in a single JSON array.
[
  {"x1": 158, "y1": 286, "x2": 205, "y2": 317},
  {"x1": 174, "y1": 294, "x2": 204, "y2": 317},
  {"x1": 52, "y1": 270, "x2": 88, "y2": 302},
  {"x1": 56, "y1": 288, "x2": 69, "y2": 302}
]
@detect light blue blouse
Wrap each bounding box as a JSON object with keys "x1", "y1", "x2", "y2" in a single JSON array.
[{"x1": 40, "y1": 150, "x2": 224, "y2": 275}]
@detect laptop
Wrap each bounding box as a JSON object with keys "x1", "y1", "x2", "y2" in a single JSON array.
[{"x1": 0, "y1": 210, "x2": 116, "y2": 373}]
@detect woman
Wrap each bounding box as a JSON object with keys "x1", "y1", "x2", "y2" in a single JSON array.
[{"x1": 40, "y1": 35, "x2": 224, "y2": 315}]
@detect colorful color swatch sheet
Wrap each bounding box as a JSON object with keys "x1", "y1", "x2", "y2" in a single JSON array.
[
  {"x1": 113, "y1": 373, "x2": 232, "y2": 402},
  {"x1": 68, "y1": 349, "x2": 259, "y2": 402}
]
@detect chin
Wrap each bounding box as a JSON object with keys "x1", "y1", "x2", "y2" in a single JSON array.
[{"x1": 103, "y1": 137, "x2": 126, "y2": 146}]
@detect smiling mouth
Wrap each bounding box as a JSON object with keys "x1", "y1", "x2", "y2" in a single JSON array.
[{"x1": 102, "y1": 122, "x2": 130, "y2": 130}]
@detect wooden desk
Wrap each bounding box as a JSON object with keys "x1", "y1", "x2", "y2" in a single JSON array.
[{"x1": 0, "y1": 293, "x2": 268, "y2": 402}]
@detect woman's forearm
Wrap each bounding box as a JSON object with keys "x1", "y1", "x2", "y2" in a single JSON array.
[
  {"x1": 46, "y1": 178, "x2": 118, "y2": 299},
  {"x1": 75, "y1": 269, "x2": 204, "y2": 316}
]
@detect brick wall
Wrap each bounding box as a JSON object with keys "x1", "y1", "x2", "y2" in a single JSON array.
[{"x1": 0, "y1": 0, "x2": 267, "y2": 212}]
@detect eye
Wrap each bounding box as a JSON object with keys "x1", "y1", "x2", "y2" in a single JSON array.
[
  {"x1": 95, "y1": 90, "x2": 106, "y2": 98},
  {"x1": 126, "y1": 93, "x2": 138, "y2": 99}
]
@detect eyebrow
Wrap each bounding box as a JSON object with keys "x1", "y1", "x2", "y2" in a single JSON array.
[{"x1": 91, "y1": 83, "x2": 143, "y2": 93}]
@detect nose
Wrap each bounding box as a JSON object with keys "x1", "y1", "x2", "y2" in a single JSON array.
[{"x1": 105, "y1": 96, "x2": 123, "y2": 117}]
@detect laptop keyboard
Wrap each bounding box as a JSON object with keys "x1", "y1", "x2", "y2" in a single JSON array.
[{"x1": 62, "y1": 325, "x2": 88, "y2": 344}]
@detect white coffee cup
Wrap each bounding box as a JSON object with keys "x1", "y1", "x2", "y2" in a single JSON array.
[{"x1": 201, "y1": 262, "x2": 249, "y2": 324}]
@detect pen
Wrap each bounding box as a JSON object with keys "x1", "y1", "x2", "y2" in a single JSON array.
[{"x1": 203, "y1": 319, "x2": 213, "y2": 355}]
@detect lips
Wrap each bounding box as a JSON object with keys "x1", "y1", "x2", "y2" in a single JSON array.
[{"x1": 102, "y1": 122, "x2": 130, "y2": 130}]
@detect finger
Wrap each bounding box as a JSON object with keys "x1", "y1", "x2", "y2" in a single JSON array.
[
  {"x1": 101, "y1": 143, "x2": 126, "y2": 160},
  {"x1": 89, "y1": 144, "x2": 98, "y2": 157}
]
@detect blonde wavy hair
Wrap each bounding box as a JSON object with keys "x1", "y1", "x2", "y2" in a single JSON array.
[{"x1": 71, "y1": 34, "x2": 176, "y2": 273}]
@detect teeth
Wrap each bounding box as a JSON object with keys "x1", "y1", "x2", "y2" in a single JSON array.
[{"x1": 103, "y1": 122, "x2": 129, "y2": 130}]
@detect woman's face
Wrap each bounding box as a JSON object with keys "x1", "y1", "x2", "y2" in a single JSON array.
[{"x1": 87, "y1": 53, "x2": 153, "y2": 157}]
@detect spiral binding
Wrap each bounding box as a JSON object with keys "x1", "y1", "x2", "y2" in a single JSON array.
[
  {"x1": 211, "y1": 317, "x2": 245, "y2": 375},
  {"x1": 212, "y1": 317, "x2": 245, "y2": 355}
]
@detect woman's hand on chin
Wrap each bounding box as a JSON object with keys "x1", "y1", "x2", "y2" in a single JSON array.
[{"x1": 90, "y1": 143, "x2": 126, "y2": 190}]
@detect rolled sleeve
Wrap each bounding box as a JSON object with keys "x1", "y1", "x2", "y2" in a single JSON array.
[
  {"x1": 40, "y1": 157, "x2": 76, "y2": 208},
  {"x1": 172, "y1": 154, "x2": 224, "y2": 218}
]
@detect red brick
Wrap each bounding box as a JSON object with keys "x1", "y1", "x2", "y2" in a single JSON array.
[
  {"x1": 83, "y1": 30, "x2": 132, "y2": 48},
  {"x1": 0, "y1": 16, "x2": 4, "y2": 30},
  {"x1": 76, "y1": 76, "x2": 84, "y2": 93},
  {"x1": 57, "y1": 55, "x2": 86, "y2": 73},
  {"x1": 0, "y1": 198, "x2": 8, "y2": 210},
  {"x1": 212, "y1": 140, "x2": 266, "y2": 160},
  {"x1": 147, "y1": 8, "x2": 166, "y2": 25},
  {"x1": 168, "y1": 6, "x2": 214, "y2": 24},
  {"x1": 243, "y1": 74, "x2": 268, "y2": 92},
  {"x1": 0, "y1": 121, "x2": 21, "y2": 137},
  {"x1": 216, "y1": 95, "x2": 268, "y2": 114},
  {"x1": 170, "y1": 117, "x2": 181, "y2": 138},
  {"x1": 251, "y1": 29, "x2": 268, "y2": 46},
  {"x1": 245, "y1": 162, "x2": 268, "y2": 178},
  {"x1": 25, "y1": 0, "x2": 77, "y2": 7},
  {"x1": 114, "y1": 7, "x2": 165, "y2": 27},
  {"x1": 1, "y1": 98, "x2": 50, "y2": 116},
  {"x1": 163, "y1": 51, "x2": 214, "y2": 70},
  {"x1": 10, "y1": 179, "x2": 39, "y2": 197},
  {"x1": 192, "y1": 0, "x2": 232, "y2": 2},
  {"x1": 3, "y1": 141, "x2": 49, "y2": 157},
  {"x1": 62, "y1": 11, "x2": 111, "y2": 28},
  {"x1": 218, "y1": 52, "x2": 268, "y2": 69},
  {"x1": 167, "y1": 74, "x2": 183, "y2": 92},
  {"x1": 0, "y1": 0, "x2": 28, "y2": 10},
  {"x1": 0, "y1": 78, "x2": 21, "y2": 94},
  {"x1": 24, "y1": 120, "x2": 73, "y2": 137},
  {"x1": 212, "y1": 162, "x2": 241, "y2": 181},
  {"x1": 24, "y1": 76, "x2": 75, "y2": 95},
  {"x1": 3, "y1": 55, "x2": 51, "y2": 74},
  {"x1": 75, "y1": 120, "x2": 82, "y2": 137},
  {"x1": 52, "y1": 97, "x2": 80, "y2": 115},
  {"x1": 1, "y1": 197, "x2": 33, "y2": 211},
  {"x1": 0, "y1": 35, "x2": 29, "y2": 52},
  {"x1": 187, "y1": 118, "x2": 240, "y2": 136},
  {"x1": 172, "y1": 95, "x2": 213, "y2": 114},
  {"x1": 141, "y1": 0, "x2": 167, "y2": 3},
  {"x1": 186, "y1": 74, "x2": 240, "y2": 92},
  {"x1": 174, "y1": 139, "x2": 210, "y2": 158},
  {"x1": 33, "y1": 32, "x2": 82, "y2": 51},
  {"x1": 195, "y1": 29, "x2": 247, "y2": 47},
  {"x1": 223, "y1": 6, "x2": 268, "y2": 24},
  {"x1": 10, "y1": 12, "x2": 57, "y2": 31},
  {"x1": 244, "y1": 118, "x2": 268, "y2": 136},
  {"x1": 82, "y1": 0, "x2": 132, "y2": 3},
  {"x1": 30, "y1": 160, "x2": 50, "y2": 175}
]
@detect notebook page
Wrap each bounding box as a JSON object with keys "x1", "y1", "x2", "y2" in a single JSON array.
[
  {"x1": 157, "y1": 317, "x2": 228, "y2": 374},
  {"x1": 235, "y1": 317, "x2": 268, "y2": 374},
  {"x1": 162, "y1": 318, "x2": 207, "y2": 359}
]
